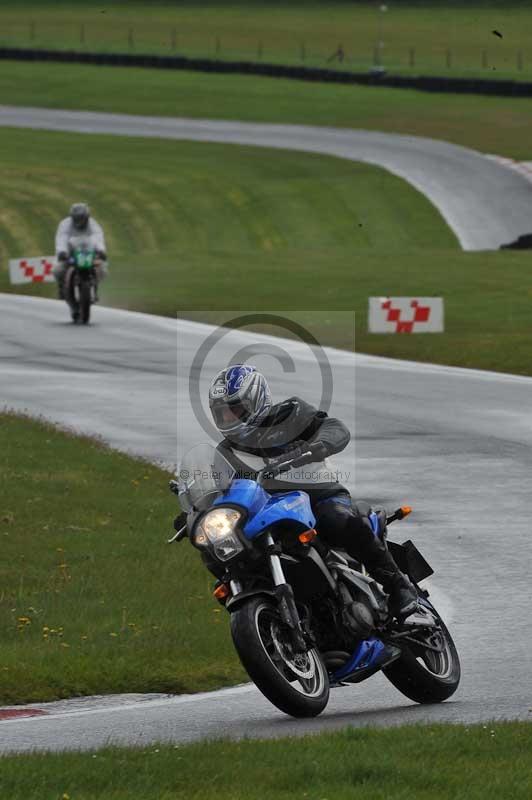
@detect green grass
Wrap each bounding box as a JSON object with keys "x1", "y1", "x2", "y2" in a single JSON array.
[
  {"x1": 0, "y1": 127, "x2": 455, "y2": 271},
  {"x1": 2, "y1": 125, "x2": 532, "y2": 376},
  {"x1": 1, "y1": 723, "x2": 532, "y2": 799},
  {"x1": 2, "y1": 1, "x2": 532, "y2": 82},
  {"x1": 0, "y1": 412, "x2": 245, "y2": 704},
  {"x1": 2, "y1": 60, "x2": 532, "y2": 160}
]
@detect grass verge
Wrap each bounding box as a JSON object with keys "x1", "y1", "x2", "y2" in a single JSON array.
[
  {"x1": 1, "y1": 60, "x2": 532, "y2": 159},
  {"x1": 1, "y1": 723, "x2": 532, "y2": 799},
  {"x1": 2, "y1": 126, "x2": 532, "y2": 376},
  {"x1": 1, "y1": 1, "x2": 532, "y2": 82},
  {"x1": 0, "y1": 412, "x2": 245, "y2": 704}
]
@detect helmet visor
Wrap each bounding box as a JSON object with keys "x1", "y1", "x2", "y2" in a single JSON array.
[
  {"x1": 212, "y1": 399, "x2": 252, "y2": 432},
  {"x1": 72, "y1": 213, "x2": 88, "y2": 229}
]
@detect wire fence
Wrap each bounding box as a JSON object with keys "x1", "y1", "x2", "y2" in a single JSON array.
[{"x1": 5, "y1": 22, "x2": 532, "y2": 78}]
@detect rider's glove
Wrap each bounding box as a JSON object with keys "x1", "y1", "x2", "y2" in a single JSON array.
[
  {"x1": 57, "y1": 251, "x2": 68, "y2": 263},
  {"x1": 95, "y1": 249, "x2": 107, "y2": 261},
  {"x1": 266, "y1": 442, "x2": 312, "y2": 471},
  {"x1": 308, "y1": 440, "x2": 329, "y2": 461}
]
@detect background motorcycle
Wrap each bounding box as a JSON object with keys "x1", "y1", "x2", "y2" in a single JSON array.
[
  {"x1": 64, "y1": 247, "x2": 100, "y2": 324},
  {"x1": 170, "y1": 444, "x2": 460, "y2": 718}
]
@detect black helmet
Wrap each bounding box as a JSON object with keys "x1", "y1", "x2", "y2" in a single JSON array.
[{"x1": 70, "y1": 203, "x2": 90, "y2": 230}]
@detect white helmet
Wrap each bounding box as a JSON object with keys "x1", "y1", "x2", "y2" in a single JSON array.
[{"x1": 209, "y1": 364, "x2": 272, "y2": 439}]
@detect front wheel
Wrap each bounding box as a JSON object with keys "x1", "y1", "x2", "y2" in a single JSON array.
[
  {"x1": 64, "y1": 267, "x2": 79, "y2": 323},
  {"x1": 231, "y1": 597, "x2": 329, "y2": 718},
  {"x1": 79, "y1": 279, "x2": 92, "y2": 324},
  {"x1": 383, "y1": 598, "x2": 461, "y2": 703}
]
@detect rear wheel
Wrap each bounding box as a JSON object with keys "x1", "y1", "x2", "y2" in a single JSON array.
[
  {"x1": 383, "y1": 598, "x2": 460, "y2": 703},
  {"x1": 231, "y1": 597, "x2": 329, "y2": 718}
]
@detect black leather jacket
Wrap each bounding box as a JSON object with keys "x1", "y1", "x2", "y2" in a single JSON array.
[{"x1": 217, "y1": 396, "x2": 351, "y2": 502}]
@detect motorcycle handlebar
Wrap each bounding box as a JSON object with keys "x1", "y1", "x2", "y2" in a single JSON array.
[{"x1": 258, "y1": 450, "x2": 314, "y2": 481}]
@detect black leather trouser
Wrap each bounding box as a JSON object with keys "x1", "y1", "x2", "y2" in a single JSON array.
[{"x1": 313, "y1": 493, "x2": 396, "y2": 576}]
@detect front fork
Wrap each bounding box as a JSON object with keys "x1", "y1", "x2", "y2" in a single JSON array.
[{"x1": 265, "y1": 534, "x2": 308, "y2": 654}]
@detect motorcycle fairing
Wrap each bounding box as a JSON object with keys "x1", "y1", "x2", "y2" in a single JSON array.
[
  {"x1": 243, "y1": 490, "x2": 316, "y2": 539},
  {"x1": 213, "y1": 479, "x2": 316, "y2": 540},
  {"x1": 213, "y1": 478, "x2": 269, "y2": 522},
  {"x1": 331, "y1": 637, "x2": 396, "y2": 683}
]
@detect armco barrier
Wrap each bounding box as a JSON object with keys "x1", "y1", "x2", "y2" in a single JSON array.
[{"x1": 1, "y1": 46, "x2": 531, "y2": 98}]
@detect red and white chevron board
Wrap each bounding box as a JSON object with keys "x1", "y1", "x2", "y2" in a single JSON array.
[
  {"x1": 369, "y1": 297, "x2": 444, "y2": 333},
  {"x1": 8, "y1": 256, "x2": 56, "y2": 285}
]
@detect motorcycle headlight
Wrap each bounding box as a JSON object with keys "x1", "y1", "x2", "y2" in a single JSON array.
[{"x1": 194, "y1": 507, "x2": 244, "y2": 562}]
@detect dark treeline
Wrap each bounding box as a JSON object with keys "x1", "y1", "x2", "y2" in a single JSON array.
[{"x1": 3, "y1": 1, "x2": 527, "y2": 6}]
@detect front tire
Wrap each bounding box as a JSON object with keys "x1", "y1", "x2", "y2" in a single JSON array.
[
  {"x1": 383, "y1": 598, "x2": 460, "y2": 703},
  {"x1": 65, "y1": 267, "x2": 79, "y2": 323},
  {"x1": 231, "y1": 597, "x2": 329, "y2": 718},
  {"x1": 79, "y1": 279, "x2": 91, "y2": 324}
]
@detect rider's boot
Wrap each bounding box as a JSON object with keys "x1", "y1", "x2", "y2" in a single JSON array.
[
  {"x1": 357, "y1": 506, "x2": 418, "y2": 619},
  {"x1": 57, "y1": 278, "x2": 65, "y2": 300},
  {"x1": 367, "y1": 548, "x2": 418, "y2": 619}
]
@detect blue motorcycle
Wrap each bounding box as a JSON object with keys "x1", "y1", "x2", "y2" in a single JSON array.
[{"x1": 170, "y1": 444, "x2": 460, "y2": 718}]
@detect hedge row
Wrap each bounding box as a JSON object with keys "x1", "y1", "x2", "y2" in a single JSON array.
[{"x1": 1, "y1": 46, "x2": 531, "y2": 98}]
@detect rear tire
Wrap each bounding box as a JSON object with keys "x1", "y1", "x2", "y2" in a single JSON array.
[
  {"x1": 79, "y1": 279, "x2": 91, "y2": 324},
  {"x1": 383, "y1": 599, "x2": 460, "y2": 703},
  {"x1": 231, "y1": 597, "x2": 329, "y2": 718}
]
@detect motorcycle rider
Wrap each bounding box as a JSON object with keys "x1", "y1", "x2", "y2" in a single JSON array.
[
  {"x1": 208, "y1": 364, "x2": 418, "y2": 619},
  {"x1": 53, "y1": 203, "x2": 108, "y2": 299}
]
